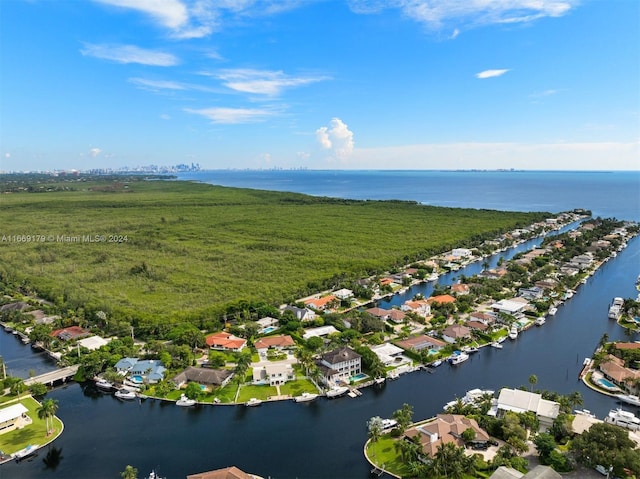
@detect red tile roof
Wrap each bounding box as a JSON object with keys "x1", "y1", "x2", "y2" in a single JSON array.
[
  {"x1": 205, "y1": 332, "x2": 246, "y2": 350},
  {"x1": 427, "y1": 294, "x2": 456, "y2": 304},
  {"x1": 254, "y1": 335, "x2": 295, "y2": 350}
]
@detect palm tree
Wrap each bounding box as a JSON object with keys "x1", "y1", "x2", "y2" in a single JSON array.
[
  {"x1": 528, "y1": 374, "x2": 538, "y2": 392},
  {"x1": 367, "y1": 416, "x2": 383, "y2": 445},
  {"x1": 37, "y1": 398, "x2": 59, "y2": 436},
  {"x1": 567, "y1": 391, "x2": 584, "y2": 409},
  {"x1": 392, "y1": 403, "x2": 414, "y2": 434},
  {"x1": 121, "y1": 465, "x2": 138, "y2": 479},
  {"x1": 294, "y1": 347, "x2": 313, "y2": 376}
]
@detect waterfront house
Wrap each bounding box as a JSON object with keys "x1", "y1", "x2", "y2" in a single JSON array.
[
  {"x1": 172, "y1": 366, "x2": 233, "y2": 390},
  {"x1": 466, "y1": 320, "x2": 490, "y2": 332},
  {"x1": 518, "y1": 286, "x2": 544, "y2": 301},
  {"x1": 187, "y1": 466, "x2": 260, "y2": 479},
  {"x1": 451, "y1": 248, "x2": 473, "y2": 258},
  {"x1": 317, "y1": 347, "x2": 361, "y2": 386},
  {"x1": 404, "y1": 414, "x2": 489, "y2": 457},
  {"x1": 396, "y1": 335, "x2": 446, "y2": 353},
  {"x1": 489, "y1": 388, "x2": 559, "y2": 429},
  {"x1": 599, "y1": 354, "x2": 640, "y2": 392},
  {"x1": 205, "y1": 332, "x2": 247, "y2": 352},
  {"x1": 441, "y1": 324, "x2": 472, "y2": 343},
  {"x1": 0, "y1": 403, "x2": 29, "y2": 435},
  {"x1": 281, "y1": 305, "x2": 316, "y2": 322},
  {"x1": 370, "y1": 343, "x2": 406, "y2": 366},
  {"x1": 115, "y1": 358, "x2": 166, "y2": 383},
  {"x1": 254, "y1": 334, "x2": 295, "y2": 354},
  {"x1": 252, "y1": 362, "x2": 295, "y2": 386},
  {"x1": 76, "y1": 335, "x2": 110, "y2": 351},
  {"x1": 115, "y1": 357, "x2": 138, "y2": 373}
]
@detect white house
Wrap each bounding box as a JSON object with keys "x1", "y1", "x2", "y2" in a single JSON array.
[
  {"x1": 333, "y1": 288, "x2": 354, "y2": 300},
  {"x1": 282, "y1": 305, "x2": 316, "y2": 322},
  {"x1": 489, "y1": 388, "x2": 560, "y2": 428},
  {"x1": 302, "y1": 325, "x2": 339, "y2": 340},
  {"x1": 401, "y1": 299, "x2": 431, "y2": 318},
  {"x1": 253, "y1": 362, "x2": 295, "y2": 386},
  {"x1": 451, "y1": 248, "x2": 473, "y2": 258},
  {"x1": 370, "y1": 343, "x2": 406, "y2": 366},
  {"x1": 0, "y1": 403, "x2": 29, "y2": 435},
  {"x1": 491, "y1": 298, "x2": 529, "y2": 315}
]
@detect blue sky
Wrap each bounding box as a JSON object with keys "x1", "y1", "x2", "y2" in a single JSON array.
[{"x1": 1, "y1": 0, "x2": 638, "y2": 171}]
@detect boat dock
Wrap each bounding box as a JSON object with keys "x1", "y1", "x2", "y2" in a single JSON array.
[{"x1": 578, "y1": 358, "x2": 592, "y2": 379}]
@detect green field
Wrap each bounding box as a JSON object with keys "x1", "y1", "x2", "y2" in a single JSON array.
[{"x1": 0, "y1": 176, "x2": 546, "y2": 325}]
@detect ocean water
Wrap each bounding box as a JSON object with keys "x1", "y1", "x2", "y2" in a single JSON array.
[{"x1": 178, "y1": 170, "x2": 640, "y2": 221}]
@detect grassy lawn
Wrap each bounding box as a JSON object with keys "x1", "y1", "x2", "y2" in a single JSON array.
[
  {"x1": 236, "y1": 384, "x2": 277, "y2": 402},
  {"x1": 366, "y1": 435, "x2": 411, "y2": 478},
  {"x1": 0, "y1": 396, "x2": 63, "y2": 455},
  {"x1": 279, "y1": 379, "x2": 318, "y2": 397}
]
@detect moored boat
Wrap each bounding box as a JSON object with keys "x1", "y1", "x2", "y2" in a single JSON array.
[
  {"x1": 491, "y1": 342, "x2": 503, "y2": 349},
  {"x1": 448, "y1": 351, "x2": 469, "y2": 365},
  {"x1": 114, "y1": 389, "x2": 137, "y2": 400},
  {"x1": 617, "y1": 393, "x2": 640, "y2": 407},
  {"x1": 293, "y1": 392, "x2": 319, "y2": 403},
  {"x1": 431, "y1": 359, "x2": 443, "y2": 367},
  {"x1": 535, "y1": 317, "x2": 546, "y2": 326},
  {"x1": 326, "y1": 386, "x2": 349, "y2": 398},
  {"x1": 605, "y1": 408, "x2": 640, "y2": 431},
  {"x1": 374, "y1": 377, "x2": 385, "y2": 385},
  {"x1": 176, "y1": 394, "x2": 197, "y2": 407},
  {"x1": 245, "y1": 397, "x2": 262, "y2": 407},
  {"x1": 381, "y1": 418, "x2": 398, "y2": 430},
  {"x1": 95, "y1": 378, "x2": 114, "y2": 390},
  {"x1": 548, "y1": 306, "x2": 557, "y2": 316},
  {"x1": 508, "y1": 325, "x2": 518, "y2": 340}
]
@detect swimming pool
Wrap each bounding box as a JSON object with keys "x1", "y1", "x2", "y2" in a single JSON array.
[
  {"x1": 261, "y1": 326, "x2": 278, "y2": 334},
  {"x1": 596, "y1": 378, "x2": 618, "y2": 390},
  {"x1": 131, "y1": 375, "x2": 144, "y2": 384},
  {"x1": 351, "y1": 373, "x2": 368, "y2": 382}
]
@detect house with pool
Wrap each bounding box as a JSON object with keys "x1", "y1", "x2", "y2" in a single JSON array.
[
  {"x1": 316, "y1": 347, "x2": 361, "y2": 386},
  {"x1": 115, "y1": 358, "x2": 166, "y2": 384}
]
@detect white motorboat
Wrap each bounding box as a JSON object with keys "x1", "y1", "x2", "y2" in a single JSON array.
[
  {"x1": 448, "y1": 352, "x2": 469, "y2": 365},
  {"x1": 427, "y1": 272, "x2": 439, "y2": 282},
  {"x1": 548, "y1": 307, "x2": 557, "y2": 316},
  {"x1": 508, "y1": 325, "x2": 519, "y2": 340},
  {"x1": 293, "y1": 392, "x2": 319, "y2": 403},
  {"x1": 431, "y1": 359, "x2": 443, "y2": 367},
  {"x1": 491, "y1": 342, "x2": 503, "y2": 349},
  {"x1": 463, "y1": 346, "x2": 479, "y2": 354},
  {"x1": 114, "y1": 389, "x2": 137, "y2": 400},
  {"x1": 605, "y1": 408, "x2": 640, "y2": 431},
  {"x1": 381, "y1": 418, "x2": 398, "y2": 430},
  {"x1": 497, "y1": 336, "x2": 507, "y2": 343},
  {"x1": 608, "y1": 297, "x2": 624, "y2": 320},
  {"x1": 95, "y1": 378, "x2": 114, "y2": 390},
  {"x1": 176, "y1": 394, "x2": 197, "y2": 407},
  {"x1": 374, "y1": 377, "x2": 386, "y2": 385},
  {"x1": 535, "y1": 317, "x2": 546, "y2": 326},
  {"x1": 617, "y1": 394, "x2": 640, "y2": 407},
  {"x1": 245, "y1": 397, "x2": 263, "y2": 407},
  {"x1": 326, "y1": 386, "x2": 349, "y2": 398}
]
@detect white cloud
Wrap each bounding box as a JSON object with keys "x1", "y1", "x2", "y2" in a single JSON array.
[
  {"x1": 95, "y1": 0, "x2": 189, "y2": 28},
  {"x1": 89, "y1": 148, "x2": 102, "y2": 157},
  {"x1": 348, "y1": 0, "x2": 577, "y2": 33},
  {"x1": 160, "y1": 113, "x2": 171, "y2": 120},
  {"x1": 184, "y1": 106, "x2": 274, "y2": 124},
  {"x1": 476, "y1": 69, "x2": 509, "y2": 79},
  {"x1": 316, "y1": 118, "x2": 355, "y2": 161},
  {"x1": 215, "y1": 69, "x2": 329, "y2": 96},
  {"x1": 81, "y1": 43, "x2": 178, "y2": 66},
  {"x1": 129, "y1": 77, "x2": 186, "y2": 90},
  {"x1": 5, "y1": 153, "x2": 11, "y2": 158}
]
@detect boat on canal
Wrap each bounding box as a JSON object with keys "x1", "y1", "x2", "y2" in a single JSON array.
[
  {"x1": 608, "y1": 297, "x2": 624, "y2": 320},
  {"x1": 176, "y1": 394, "x2": 197, "y2": 407},
  {"x1": 448, "y1": 351, "x2": 469, "y2": 365},
  {"x1": 245, "y1": 398, "x2": 263, "y2": 407},
  {"x1": 326, "y1": 386, "x2": 349, "y2": 398},
  {"x1": 95, "y1": 378, "x2": 114, "y2": 391},
  {"x1": 605, "y1": 408, "x2": 640, "y2": 431},
  {"x1": 114, "y1": 389, "x2": 137, "y2": 401},
  {"x1": 535, "y1": 317, "x2": 546, "y2": 326},
  {"x1": 293, "y1": 392, "x2": 319, "y2": 403},
  {"x1": 548, "y1": 306, "x2": 557, "y2": 316},
  {"x1": 491, "y1": 342, "x2": 503, "y2": 349},
  {"x1": 617, "y1": 393, "x2": 640, "y2": 407},
  {"x1": 508, "y1": 324, "x2": 519, "y2": 340}
]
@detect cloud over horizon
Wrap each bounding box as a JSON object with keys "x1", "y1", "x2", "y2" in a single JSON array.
[
  {"x1": 476, "y1": 69, "x2": 509, "y2": 79},
  {"x1": 81, "y1": 43, "x2": 179, "y2": 66},
  {"x1": 316, "y1": 118, "x2": 355, "y2": 161}
]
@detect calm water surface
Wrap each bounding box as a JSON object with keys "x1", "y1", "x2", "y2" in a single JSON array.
[{"x1": 3, "y1": 171, "x2": 640, "y2": 478}]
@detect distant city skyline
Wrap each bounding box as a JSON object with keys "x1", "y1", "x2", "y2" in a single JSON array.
[{"x1": 1, "y1": 1, "x2": 638, "y2": 172}]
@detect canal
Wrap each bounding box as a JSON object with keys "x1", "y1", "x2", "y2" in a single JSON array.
[{"x1": 2, "y1": 235, "x2": 639, "y2": 479}]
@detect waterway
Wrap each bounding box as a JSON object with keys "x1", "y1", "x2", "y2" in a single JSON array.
[{"x1": 3, "y1": 231, "x2": 639, "y2": 479}]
